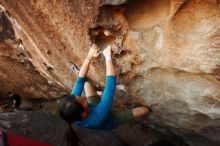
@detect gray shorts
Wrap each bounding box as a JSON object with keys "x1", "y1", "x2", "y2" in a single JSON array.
[{"x1": 87, "y1": 95, "x2": 134, "y2": 128}]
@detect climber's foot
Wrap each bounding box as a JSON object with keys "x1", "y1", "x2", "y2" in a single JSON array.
[{"x1": 132, "y1": 106, "x2": 149, "y2": 119}]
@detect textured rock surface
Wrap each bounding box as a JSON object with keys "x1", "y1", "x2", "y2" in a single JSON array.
[
  {"x1": 0, "y1": 111, "x2": 78, "y2": 146},
  {"x1": 72, "y1": 122, "x2": 184, "y2": 146},
  {"x1": 0, "y1": 0, "x2": 220, "y2": 145},
  {"x1": 0, "y1": 9, "x2": 66, "y2": 99},
  {"x1": 0, "y1": 111, "x2": 184, "y2": 146}
]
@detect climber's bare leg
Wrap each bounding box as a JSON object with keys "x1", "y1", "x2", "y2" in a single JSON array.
[
  {"x1": 84, "y1": 81, "x2": 98, "y2": 97},
  {"x1": 132, "y1": 107, "x2": 149, "y2": 119}
]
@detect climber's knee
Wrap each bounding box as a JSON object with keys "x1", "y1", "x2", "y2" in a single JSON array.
[{"x1": 132, "y1": 107, "x2": 149, "y2": 119}]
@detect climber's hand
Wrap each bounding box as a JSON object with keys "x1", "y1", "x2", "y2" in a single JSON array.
[
  {"x1": 103, "y1": 45, "x2": 111, "y2": 58},
  {"x1": 87, "y1": 44, "x2": 100, "y2": 60}
]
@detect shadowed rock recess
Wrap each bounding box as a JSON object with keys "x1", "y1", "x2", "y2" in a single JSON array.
[{"x1": 0, "y1": 0, "x2": 219, "y2": 145}]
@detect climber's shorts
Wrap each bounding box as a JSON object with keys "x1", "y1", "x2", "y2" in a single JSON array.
[
  {"x1": 86, "y1": 95, "x2": 101, "y2": 105},
  {"x1": 86, "y1": 95, "x2": 134, "y2": 128},
  {"x1": 111, "y1": 109, "x2": 134, "y2": 128}
]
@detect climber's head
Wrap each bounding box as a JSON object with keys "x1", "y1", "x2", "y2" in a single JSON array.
[{"x1": 59, "y1": 94, "x2": 89, "y2": 124}]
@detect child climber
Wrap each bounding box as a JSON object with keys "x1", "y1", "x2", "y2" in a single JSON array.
[{"x1": 60, "y1": 44, "x2": 149, "y2": 130}]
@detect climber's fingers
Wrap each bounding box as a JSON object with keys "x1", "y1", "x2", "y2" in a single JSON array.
[
  {"x1": 91, "y1": 44, "x2": 99, "y2": 50},
  {"x1": 88, "y1": 44, "x2": 100, "y2": 58},
  {"x1": 103, "y1": 45, "x2": 112, "y2": 57},
  {"x1": 94, "y1": 51, "x2": 100, "y2": 57}
]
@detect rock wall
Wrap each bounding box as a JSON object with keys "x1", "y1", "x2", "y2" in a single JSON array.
[
  {"x1": 0, "y1": 0, "x2": 220, "y2": 145},
  {"x1": 0, "y1": 9, "x2": 66, "y2": 99}
]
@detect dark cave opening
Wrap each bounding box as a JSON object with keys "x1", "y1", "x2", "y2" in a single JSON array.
[{"x1": 89, "y1": 26, "x2": 117, "y2": 50}]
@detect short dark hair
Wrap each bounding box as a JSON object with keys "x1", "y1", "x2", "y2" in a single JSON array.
[{"x1": 59, "y1": 94, "x2": 84, "y2": 124}]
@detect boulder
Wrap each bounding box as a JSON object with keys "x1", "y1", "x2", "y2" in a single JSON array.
[
  {"x1": 0, "y1": 111, "x2": 78, "y2": 146},
  {"x1": 0, "y1": 0, "x2": 219, "y2": 145}
]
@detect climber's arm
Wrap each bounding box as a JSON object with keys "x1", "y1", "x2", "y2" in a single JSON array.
[
  {"x1": 78, "y1": 44, "x2": 99, "y2": 78},
  {"x1": 93, "y1": 46, "x2": 116, "y2": 122},
  {"x1": 104, "y1": 46, "x2": 115, "y2": 76},
  {"x1": 71, "y1": 44, "x2": 99, "y2": 96}
]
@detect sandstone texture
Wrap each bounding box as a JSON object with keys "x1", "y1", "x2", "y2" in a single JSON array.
[{"x1": 0, "y1": 0, "x2": 220, "y2": 145}]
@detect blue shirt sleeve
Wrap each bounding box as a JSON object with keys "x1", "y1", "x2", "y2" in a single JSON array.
[
  {"x1": 92, "y1": 76, "x2": 116, "y2": 124},
  {"x1": 71, "y1": 76, "x2": 86, "y2": 96}
]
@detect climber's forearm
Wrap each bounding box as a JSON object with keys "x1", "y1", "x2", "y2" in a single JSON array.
[
  {"x1": 78, "y1": 44, "x2": 99, "y2": 78},
  {"x1": 78, "y1": 55, "x2": 92, "y2": 78},
  {"x1": 105, "y1": 57, "x2": 115, "y2": 76},
  {"x1": 72, "y1": 56, "x2": 91, "y2": 96}
]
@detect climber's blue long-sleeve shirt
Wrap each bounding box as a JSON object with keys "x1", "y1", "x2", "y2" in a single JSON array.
[{"x1": 71, "y1": 76, "x2": 116, "y2": 130}]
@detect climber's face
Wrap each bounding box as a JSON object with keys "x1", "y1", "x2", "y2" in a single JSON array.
[
  {"x1": 75, "y1": 96, "x2": 89, "y2": 118},
  {"x1": 75, "y1": 95, "x2": 88, "y2": 109}
]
